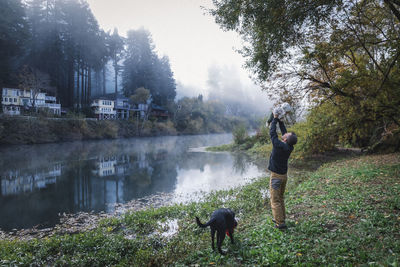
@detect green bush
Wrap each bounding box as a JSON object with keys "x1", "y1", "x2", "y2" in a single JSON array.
[
  {"x1": 233, "y1": 124, "x2": 248, "y2": 145},
  {"x1": 289, "y1": 104, "x2": 338, "y2": 158},
  {"x1": 255, "y1": 118, "x2": 270, "y2": 144}
]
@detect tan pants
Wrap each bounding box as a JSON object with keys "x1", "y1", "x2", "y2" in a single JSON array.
[{"x1": 270, "y1": 171, "x2": 287, "y2": 225}]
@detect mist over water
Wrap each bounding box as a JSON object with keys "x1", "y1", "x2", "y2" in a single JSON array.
[{"x1": 0, "y1": 134, "x2": 266, "y2": 231}]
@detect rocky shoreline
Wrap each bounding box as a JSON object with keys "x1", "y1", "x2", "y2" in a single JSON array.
[{"x1": 0, "y1": 192, "x2": 178, "y2": 241}]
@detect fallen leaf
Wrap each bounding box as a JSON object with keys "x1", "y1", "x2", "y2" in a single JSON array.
[{"x1": 296, "y1": 253, "x2": 302, "y2": 256}]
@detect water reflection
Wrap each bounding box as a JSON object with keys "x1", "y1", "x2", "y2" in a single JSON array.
[{"x1": 0, "y1": 134, "x2": 265, "y2": 230}]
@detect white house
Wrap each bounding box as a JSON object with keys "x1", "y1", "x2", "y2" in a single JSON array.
[
  {"x1": 90, "y1": 98, "x2": 116, "y2": 120},
  {"x1": 45, "y1": 95, "x2": 61, "y2": 115},
  {"x1": 1, "y1": 88, "x2": 61, "y2": 115},
  {"x1": 2, "y1": 88, "x2": 23, "y2": 115}
]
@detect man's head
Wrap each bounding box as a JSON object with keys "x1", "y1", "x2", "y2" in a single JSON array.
[{"x1": 282, "y1": 132, "x2": 297, "y2": 146}]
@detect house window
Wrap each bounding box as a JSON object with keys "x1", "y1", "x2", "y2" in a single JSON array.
[
  {"x1": 4, "y1": 97, "x2": 7, "y2": 102},
  {"x1": 14, "y1": 98, "x2": 17, "y2": 103}
]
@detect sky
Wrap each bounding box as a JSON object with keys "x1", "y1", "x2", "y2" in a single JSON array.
[{"x1": 86, "y1": 0, "x2": 270, "y2": 112}]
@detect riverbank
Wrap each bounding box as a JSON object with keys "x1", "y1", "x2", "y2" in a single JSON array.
[
  {"x1": 0, "y1": 115, "x2": 172, "y2": 145},
  {"x1": 0, "y1": 115, "x2": 252, "y2": 145},
  {"x1": 0, "y1": 152, "x2": 399, "y2": 265},
  {"x1": 0, "y1": 115, "x2": 231, "y2": 145}
]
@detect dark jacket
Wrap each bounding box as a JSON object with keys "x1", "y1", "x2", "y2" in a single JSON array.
[{"x1": 268, "y1": 118, "x2": 293, "y2": 175}]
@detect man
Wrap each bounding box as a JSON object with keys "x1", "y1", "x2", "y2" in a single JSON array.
[{"x1": 268, "y1": 113, "x2": 297, "y2": 229}]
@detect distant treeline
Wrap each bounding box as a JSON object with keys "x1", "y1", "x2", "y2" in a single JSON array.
[{"x1": 0, "y1": 0, "x2": 175, "y2": 108}]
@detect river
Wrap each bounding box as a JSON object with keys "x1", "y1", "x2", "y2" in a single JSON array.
[{"x1": 0, "y1": 134, "x2": 266, "y2": 231}]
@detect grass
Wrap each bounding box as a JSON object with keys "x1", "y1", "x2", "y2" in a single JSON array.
[{"x1": 0, "y1": 153, "x2": 399, "y2": 266}]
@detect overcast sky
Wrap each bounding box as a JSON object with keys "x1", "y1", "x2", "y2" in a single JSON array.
[{"x1": 86, "y1": 0, "x2": 270, "y2": 112}]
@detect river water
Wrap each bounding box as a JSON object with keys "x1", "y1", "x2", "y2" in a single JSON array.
[{"x1": 0, "y1": 134, "x2": 266, "y2": 231}]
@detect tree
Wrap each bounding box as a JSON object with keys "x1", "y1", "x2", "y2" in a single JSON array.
[
  {"x1": 122, "y1": 28, "x2": 176, "y2": 106},
  {"x1": 107, "y1": 28, "x2": 125, "y2": 95},
  {"x1": 23, "y1": 0, "x2": 108, "y2": 108},
  {"x1": 130, "y1": 87, "x2": 150, "y2": 104},
  {"x1": 18, "y1": 65, "x2": 51, "y2": 109},
  {"x1": 0, "y1": 0, "x2": 29, "y2": 87},
  {"x1": 210, "y1": 0, "x2": 400, "y2": 150},
  {"x1": 123, "y1": 28, "x2": 157, "y2": 97},
  {"x1": 152, "y1": 56, "x2": 176, "y2": 106},
  {"x1": 209, "y1": 0, "x2": 340, "y2": 81}
]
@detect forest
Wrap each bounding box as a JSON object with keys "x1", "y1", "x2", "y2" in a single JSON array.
[
  {"x1": 0, "y1": 0, "x2": 264, "y2": 142},
  {"x1": 0, "y1": 0, "x2": 176, "y2": 109}
]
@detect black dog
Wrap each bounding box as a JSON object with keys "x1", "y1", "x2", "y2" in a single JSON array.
[{"x1": 196, "y1": 208, "x2": 237, "y2": 255}]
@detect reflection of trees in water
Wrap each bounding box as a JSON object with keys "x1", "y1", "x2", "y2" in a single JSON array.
[
  {"x1": 232, "y1": 153, "x2": 251, "y2": 175},
  {"x1": 0, "y1": 134, "x2": 237, "y2": 230},
  {"x1": 175, "y1": 151, "x2": 265, "y2": 176}
]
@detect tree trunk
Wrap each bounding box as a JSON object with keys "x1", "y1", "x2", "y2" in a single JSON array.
[
  {"x1": 81, "y1": 64, "x2": 84, "y2": 108},
  {"x1": 76, "y1": 61, "x2": 80, "y2": 107},
  {"x1": 84, "y1": 67, "x2": 88, "y2": 105},
  {"x1": 103, "y1": 66, "x2": 106, "y2": 95},
  {"x1": 88, "y1": 67, "x2": 91, "y2": 104},
  {"x1": 114, "y1": 59, "x2": 118, "y2": 95},
  {"x1": 68, "y1": 59, "x2": 74, "y2": 107}
]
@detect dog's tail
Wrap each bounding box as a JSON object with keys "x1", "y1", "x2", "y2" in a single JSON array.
[{"x1": 196, "y1": 216, "x2": 214, "y2": 228}]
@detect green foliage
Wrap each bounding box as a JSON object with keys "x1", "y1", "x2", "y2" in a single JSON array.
[
  {"x1": 289, "y1": 104, "x2": 338, "y2": 158},
  {"x1": 129, "y1": 87, "x2": 150, "y2": 104},
  {"x1": 210, "y1": 0, "x2": 400, "y2": 153},
  {"x1": 209, "y1": 0, "x2": 340, "y2": 81},
  {"x1": 254, "y1": 117, "x2": 270, "y2": 144},
  {"x1": 233, "y1": 124, "x2": 248, "y2": 144},
  {"x1": 205, "y1": 143, "x2": 235, "y2": 152}
]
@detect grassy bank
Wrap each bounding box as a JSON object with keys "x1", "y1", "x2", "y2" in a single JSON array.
[{"x1": 1, "y1": 153, "x2": 399, "y2": 266}]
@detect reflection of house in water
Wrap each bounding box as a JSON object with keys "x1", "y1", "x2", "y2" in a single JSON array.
[
  {"x1": 1, "y1": 164, "x2": 61, "y2": 196},
  {"x1": 92, "y1": 157, "x2": 117, "y2": 177},
  {"x1": 82, "y1": 155, "x2": 134, "y2": 212},
  {"x1": 92, "y1": 155, "x2": 134, "y2": 177}
]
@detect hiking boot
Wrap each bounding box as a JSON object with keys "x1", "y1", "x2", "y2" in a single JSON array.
[{"x1": 274, "y1": 223, "x2": 287, "y2": 230}]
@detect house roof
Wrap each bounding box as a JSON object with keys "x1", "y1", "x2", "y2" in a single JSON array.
[{"x1": 151, "y1": 104, "x2": 167, "y2": 111}]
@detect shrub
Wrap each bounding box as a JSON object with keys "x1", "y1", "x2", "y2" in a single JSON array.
[
  {"x1": 289, "y1": 104, "x2": 339, "y2": 158},
  {"x1": 255, "y1": 118, "x2": 270, "y2": 144},
  {"x1": 233, "y1": 125, "x2": 248, "y2": 145}
]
